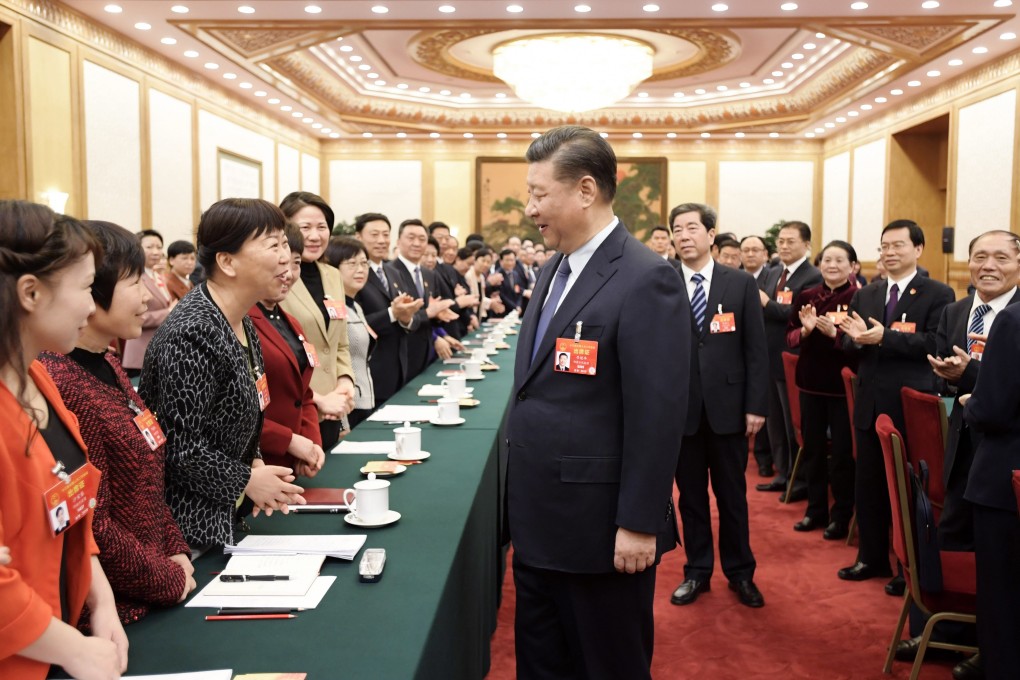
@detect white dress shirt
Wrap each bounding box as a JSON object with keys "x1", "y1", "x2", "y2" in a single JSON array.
[
  {"x1": 885, "y1": 269, "x2": 917, "y2": 304},
  {"x1": 970, "y1": 286, "x2": 1017, "y2": 337},
  {"x1": 680, "y1": 259, "x2": 716, "y2": 303}
]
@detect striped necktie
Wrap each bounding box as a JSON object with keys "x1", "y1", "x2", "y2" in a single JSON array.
[
  {"x1": 691, "y1": 272, "x2": 707, "y2": 332},
  {"x1": 968, "y1": 304, "x2": 992, "y2": 353}
]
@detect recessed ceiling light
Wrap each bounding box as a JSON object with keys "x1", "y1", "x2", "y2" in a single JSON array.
[
  {"x1": 763, "y1": 78, "x2": 775, "y2": 84},
  {"x1": 848, "y1": 110, "x2": 859, "y2": 116},
  {"x1": 460, "y1": 92, "x2": 471, "y2": 99},
  {"x1": 907, "y1": 80, "x2": 921, "y2": 87},
  {"x1": 803, "y1": 43, "x2": 816, "y2": 50},
  {"x1": 371, "y1": 5, "x2": 389, "y2": 13},
  {"x1": 860, "y1": 104, "x2": 872, "y2": 110},
  {"x1": 716, "y1": 85, "x2": 728, "y2": 91},
  {"x1": 396, "y1": 83, "x2": 408, "y2": 89},
  {"x1": 673, "y1": 92, "x2": 685, "y2": 98},
  {"x1": 815, "y1": 127, "x2": 825, "y2": 133},
  {"x1": 238, "y1": 6, "x2": 255, "y2": 14},
  {"x1": 927, "y1": 70, "x2": 941, "y2": 77},
  {"x1": 531, "y1": 132, "x2": 541, "y2": 138},
  {"x1": 735, "y1": 132, "x2": 745, "y2": 138},
  {"x1": 254, "y1": 91, "x2": 266, "y2": 97},
  {"x1": 769, "y1": 132, "x2": 780, "y2": 138},
  {"x1": 375, "y1": 80, "x2": 387, "y2": 86},
  {"x1": 440, "y1": 89, "x2": 452, "y2": 95},
  {"x1": 711, "y1": 3, "x2": 729, "y2": 11},
  {"x1": 495, "y1": 92, "x2": 507, "y2": 99},
  {"x1": 792, "y1": 53, "x2": 804, "y2": 60},
  {"x1": 666, "y1": 132, "x2": 677, "y2": 138},
  {"x1": 739, "y1": 82, "x2": 751, "y2": 88},
  {"x1": 780, "y1": 3, "x2": 798, "y2": 11},
  {"x1": 506, "y1": 4, "x2": 524, "y2": 12},
  {"x1": 874, "y1": 96, "x2": 887, "y2": 103},
  {"x1": 574, "y1": 4, "x2": 592, "y2": 12},
  {"x1": 600, "y1": 132, "x2": 609, "y2": 138},
  {"x1": 701, "y1": 132, "x2": 712, "y2": 138},
  {"x1": 312, "y1": 123, "x2": 322, "y2": 129},
  {"x1": 397, "y1": 132, "x2": 408, "y2": 138},
  {"x1": 891, "y1": 88, "x2": 904, "y2": 95},
  {"x1": 305, "y1": 5, "x2": 322, "y2": 14},
  {"x1": 1002, "y1": 32, "x2": 1017, "y2": 40},
  {"x1": 781, "y1": 62, "x2": 793, "y2": 69},
  {"x1": 419, "y1": 86, "x2": 430, "y2": 92},
  {"x1": 825, "y1": 122, "x2": 836, "y2": 128},
  {"x1": 134, "y1": 22, "x2": 152, "y2": 30},
  {"x1": 268, "y1": 98, "x2": 280, "y2": 104},
  {"x1": 367, "y1": 72, "x2": 379, "y2": 79},
  {"x1": 281, "y1": 105, "x2": 293, "y2": 111},
  {"x1": 240, "y1": 82, "x2": 253, "y2": 89},
  {"x1": 772, "y1": 70, "x2": 784, "y2": 77},
  {"x1": 291, "y1": 111, "x2": 303, "y2": 117},
  {"x1": 329, "y1": 133, "x2": 340, "y2": 138},
  {"x1": 643, "y1": 4, "x2": 661, "y2": 12},
  {"x1": 223, "y1": 73, "x2": 237, "y2": 80},
  {"x1": 171, "y1": 4, "x2": 189, "y2": 13},
  {"x1": 183, "y1": 50, "x2": 199, "y2": 58},
  {"x1": 805, "y1": 132, "x2": 816, "y2": 137},
  {"x1": 694, "y1": 88, "x2": 706, "y2": 95},
  {"x1": 322, "y1": 128, "x2": 332, "y2": 133},
  {"x1": 161, "y1": 37, "x2": 177, "y2": 45},
  {"x1": 632, "y1": 132, "x2": 643, "y2": 138},
  {"x1": 973, "y1": 46, "x2": 989, "y2": 54},
  {"x1": 339, "y1": 45, "x2": 354, "y2": 52},
  {"x1": 921, "y1": 0, "x2": 939, "y2": 7},
  {"x1": 497, "y1": 132, "x2": 508, "y2": 138},
  {"x1": 462, "y1": 132, "x2": 474, "y2": 138},
  {"x1": 836, "y1": 116, "x2": 847, "y2": 123},
  {"x1": 103, "y1": 4, "x2": 122, "y2": 13},
  {"x1": 815, "y1": 32, "x2": 826, "y2": 38},
  {"x1": 850, "y1": 2, "x2": 869, "y2": 10},
  {"x1": 948, "y1": 58, "x2": 963, "y2": 66},
  {"x1": 303, "y1": 117, "x2": 313, "y2": 123},
  {"x1": 637, "y1": 92, "x2": 649, "y2": 98},
  {"x1": 430, "y1": 132, "x2": 441, "y2": 138},
  {"x1": 349, "y1": 56, "x2": 363, "y2": 62},
  {"x1": 204, "y1": 62, "x2": 219, "y2": 70},
  {"x1": 358, "y1": 65, "x2": 371, "y2": 71},
  {"x1": 438, "y1": 5, "x2": 456, "y2": 13},
  {"x1": 994, "y1": 0, "x2": 1012, "y2": 7}
]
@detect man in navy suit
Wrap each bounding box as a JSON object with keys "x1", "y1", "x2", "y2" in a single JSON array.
[
  {"x1": 505, "y1": 126, "x2": 690, "y2": 680},
  {"x1": 668, "y1": 202, "x2": 770, "y2": 609},
  {"x1": 838, "y1": 220, "x2": 954, "y2": 584}
]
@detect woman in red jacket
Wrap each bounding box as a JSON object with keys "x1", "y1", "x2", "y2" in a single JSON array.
[
  {"x1": 42, "y1": 220, "x2": 197, "y2": 625},
  {"x1": 0, "y1": 200, "x2": 127, "y2": 680},
  {"x1": 250, "y1": 225, "x2": 325, "y2": 477}
]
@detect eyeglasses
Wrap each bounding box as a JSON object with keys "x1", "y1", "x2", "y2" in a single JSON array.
[
  {"x1": 341, "y1": 259, "x2": 370, "y2": 270},
  {"x1": 878, "y1": 242, "x2": 910, "y2": 253}
]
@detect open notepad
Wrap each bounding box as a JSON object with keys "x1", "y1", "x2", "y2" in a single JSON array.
[
  {"x1": 225, "y1": 534, "x2": 367, "y2": 560},
  {"x1": 199, "y1": 554, "x2": 325, "y2": 597},
  {"x1": 367, "y1": 404, "x2": 438, "y2": 423},
  {"x1": 331, "y1": 440, "x2": 396, "y2": 455}
]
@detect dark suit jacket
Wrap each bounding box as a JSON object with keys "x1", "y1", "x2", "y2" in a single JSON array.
[
  {"x1": 248, "y1": 305, "x2": 321, "y2": 466},
  {"x1": 939, "y1": 289, "x2": 1020, "y2": 486},
  {"x1": 761, "y1": 261, "x2": 823, "y2": 381},
  {"x1": 506, "y1": 223, "x2": 690, "y2": 574},
  {"x1": 354, "y1": 267, "x2": 408, "y2": 404},
  {"x1": 841, "y1": 274, "x2": 955, "y2": 430},
  {"x1": 964, "y1": 302, "x2": 1020, "y2": 512},
  {"x1": 681, "y1": 263, "x2": 770, "y2": 436},
  {"x1": 488, "y1": 267, "x2": 523, "y2": 315},
  {"x1": 385, "y1": 258, "x2": 438, "y2": 381}
]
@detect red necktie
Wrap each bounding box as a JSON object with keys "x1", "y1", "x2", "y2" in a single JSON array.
[{"x1": 776, "y1": 268, "x2": 789, "y2": 295}]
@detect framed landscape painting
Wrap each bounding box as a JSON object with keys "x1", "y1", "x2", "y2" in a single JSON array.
[{"x1": 475, "y1": 157, "x2": 668, "y2": 246}]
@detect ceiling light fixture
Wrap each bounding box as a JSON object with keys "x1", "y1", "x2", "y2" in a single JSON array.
[
  {"x1": 291, "y1": 111, "x2": 303, "y2": 117},
  {"x1": 948, "y1": 58, "x2": 963, "y2": 66},
  {"x1": 772, "y1": 70, "x2": 784, "y2": 77},
  {"x1": 495, "y1": 92, "x2": 507, "y2": 99},
  {"x1": 362, "y1": 132, "x2": 373, "y2": 138},
  {"x1": 254, "y1": 91, "x2": 266, "y2": 97},
  {"x1": 305, "y1": 6, "x2": 322, "y2": 14},
  {"x1": 349, "y1": 56, "x2": 363, "y2": 62},
  {"x1": 836, "y1": 116, "x2": 847, "y2": 122},
  {"x1": 312, "y1": 123, "x2": 322, "y2": 129},
  {"x1": 439, "y1": 4, "x2": 456, "y2": 12},
  {"x1": 183, "y1": 50, "x2": 199, "y2": 58},
  {"x1": 170, "y1": 5, "x2": 189, "y2": 13},
  {"x1": 805, "y1": 132, "x2": 815, "y2": 137},
  {"x1": 303, "y1": 117, "x2": 313, "y2": 123},
  {"x1": 850, "y1": 2, "x2": 869, "y2": 10},
  {"x1": 643, "y1": 4, "x2": 661, "y2": 11},
  {"x1": 717, "y1": 85, "x2": 728, "y2": 91},
  {"x1": 463, "y1": 132, "x2": 474, "y2": 138},
  {"x1": 815, "y1": 127, "x2": 825, "y2": 133},
  {"x1": 907, "y1": 80, "x2": 921, "y2": 86},
  {"x1": 781, "y1": 62, "x2": 793, "y2": 68},
  {"x1": 531, "y1": 132, "x2": 541, "y2": 138},
  {"x1": 104, "y1": 4, "x2": 122, "y2": 13},
  {"x1": 769, "y1": 132, "x2": 780, "y2": 137},
  {"x1": 1001, "y1": 32, "x2": 1017, "y2": 40},
  {"x1": 848, "y1": 110, "x2": 859, "y2": 116},
  {"x1": 815, "y1": 32, "x2": 826, "y2": 38},
  {"x1": 397, "y1": 132, "x2": 408, "y2": 138},
  {"x1": 972, "y1": 46, "x2": 989, "y2": 54},
  {"x1": 396, "y1": 83, "x2": 409, "y2": 89},
  {"x1": 735, "y1": 132, "x2": 745, "y2": 138},
  {"x1": 666, "y1": 132, "x2": 677, "y2": 138},
  {"x1": 204, "y1": 62, "x2": 219, "y2": 70},
  {"x1": 860, "y1": 104, "x2": 872, "y2": 110},
  {"x1": 701, "y1": 132, "x2": 712, "y2": 138},
  {"x1": 492, "y1": 34, "x2": 653, "y2": 112},
  {"x1": 497, "y1": 132, "x2": 508, "y2": 138},
  {"x1": 440, "y1": 89, "x2": 452, "y2": 95},
  {"x1": 792, "y1": 53, "x2": 804, "y2": 59},
  {"x1": 506, "y1": 4, "x2": 524, "y2": 13},
  {"x1": 891, "y1": 88, "x2": 904, "y2": 95},
  {"x1": 803, "y1": 42, "x2": 816, "y2": 49},
  {"x1": 238, "y1": 6, "x2": 255, "y2": 14},
  {"x1": 921, "y1": 0, "x2": 940, "y2": 7},
  {"x1": 927, "y1": 70, "x2": 941, "y2": 77},
  {"x1": 281, "y1": 105, "x2": 293, "y2": 112},
  {"x1": 695, "y1": 88, "x2": 707, "y2": 94},
  {"x1": 574, "y1": 5, "x2": 592, "y2": 12},
  {"x1": 993, "y1": 0, "x2": 1012, "y2": 7},
  {"x1": 329, "y1": 133, "x2": 340, "y2": 138},
  {"x1": 358, "y1": 65, "x2": 371, "y2": 71},
  {"x1": 240, "y1": 82, "x2": 253, "y2": 89},
  {"x1": 460, "y1": 92, "x2": 472, "y2": 99},
  {"x1": 161, "y1": 37, "x2": 177, "y2": 45},
  {"x1": 375, "y1": 80, "x2": 387, "y2": 86},
  {"x1": 322, "y1": 128, "x2": 332, "y2": 133},
  {"x1": 339, "y1": 45, "x2": 354, "y2": 52},
  {"x1": 419, "y1": 86, "x2": 430, "y2": 92},
  {"x1": 600, "y1": 132, "x2": 609, "y2": 138},
  {"x1": 371, "y1": 5, "x2": 389, "y2": 13},
  {"x1": 825, "y1": 122, "x2": 836, "y2": 128},
  {"x1": 135, "y1": 22, "x2": 152, "y2": 30},
  {"x1": 874, "y1": 96, "x2": 887, "y2": 103},
  {"x1": 673, "y1": 92, "x2": 685, "y2": 97},
  {"x1": 711, "y1": 3, "x2": 729, "y2": 11},
  {"x1": 268, "y1": 98, "x2": 280, "y2": 104},
  {"x1": 763, "y1": 78, "x2": 775, "y2": 84},
  {"x1": 632, "y1": 132, "x2": 643, "y2": 138},
  {"x1": 780, "y1": 3, "x2": 798, "y2": 11},
  {"x1": 223, "y1": 73, "x2": 237, "y2": 80},
  {"x1": 367, "y1": 73, "x2": 379, "y2": 79},
  {"x1": 637, "y1": 91, "x2": 649, "y2": 98}
]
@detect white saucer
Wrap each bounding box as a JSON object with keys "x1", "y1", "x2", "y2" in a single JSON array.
[
  {"x1": 344, "y1": 510, "x2": 401, "y2": 528},
  {"x1": 430, "y1": 416, "x2": 466, "y2": 426},
  {"x1": 388, "y1": 450, "x2": 431, "y2": 461},
  {"x1": 359, "y1": 464, "x2": 408, "y2": 476}
]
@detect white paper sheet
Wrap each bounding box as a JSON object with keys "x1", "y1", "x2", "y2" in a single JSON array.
[
  {"x1": 417, "y1": 384, "x2": 474, "y2": 397},
  {"x1": 331, "y1": 440, "x2": 396, "y2": 455},
  {"x1": 199, "y1": 554, "x2": 324, "y2": 597},
  {"x1": 123, "y1": 670, "x2": 232, "y2": 679},
  {"x1": 225, "y1": 534, "x2": 367, "y2": 560},
  {"x1": 366, "y1": 405, "x2": 438, "y2": 423},
  {"x1": 185, "y1": 575, "x2": 336, "y2": 610}
]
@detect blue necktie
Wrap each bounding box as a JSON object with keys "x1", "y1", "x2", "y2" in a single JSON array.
[
  {"x1": 691, "y1": 272, "x2": 707, "y2": 333},
  {"x1": 968, "y1": 304, "x2": 992, "y2": 353},
  {"x1": 530, "y1": 257, "x2": 571, "y2": 364},
  {"x1": 375, "y1": 264, "x2": 388, "y2": 291},
  {"x1": 414, "y1": 266, "x2": 425, "y2": 299},
  {"x1": 884, "y1": 283, "x2": 899, "y2": 325}
]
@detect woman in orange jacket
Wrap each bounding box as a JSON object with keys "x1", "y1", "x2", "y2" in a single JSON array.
[{"x1": 0, "y1": 200, "x2": 128, "y2": 680}]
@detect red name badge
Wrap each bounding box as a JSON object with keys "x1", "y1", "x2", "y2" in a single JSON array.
[
  {"x1": 826, "y1": 311, "x2": 849, "y2": 324},
  {"x1": 255, "y1": 373, "x2": 271, "y2": 411},
  {"x1": 300, "y1": 337, "x2": 320, "y2": 368},
  {"x1": 891, "y1": 321, "x2": 917, "y2": 334},
  {"x1": 710, "y1": 312, "x2": 736, "y2": 334},
  {"x1": 970, "y1": 342, "x2": 985, "y2": 361},
  {"x1": 132, "y1": 409, "x2": 166, "y2": 451},
  {"x1": 43, "y1": 462, "x2": 101, "y2": 537},
  {"x1": 776, "y1": 289, "x2": 794, "y2": 304},
  {"x1": 554, "y1": 337, "x2": 599, "y2": 376},
  {"x1": 323, "y1": 298, "x2": 347, "y2": 320}
]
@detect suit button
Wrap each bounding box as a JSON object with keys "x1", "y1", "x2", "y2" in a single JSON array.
[
  {"x1": 294, "y1": 400, "x2": 302, "y2": 408},
  {"x1": 517, "y1": 391, "x2": 527, "y2": 401}
]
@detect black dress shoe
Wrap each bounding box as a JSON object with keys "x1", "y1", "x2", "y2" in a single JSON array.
[
  {"x1": 953, "y1": 654, "x2": 983, "y2": 680},
  {"x1": 757, "y1": 463, "x2": 774, "y2": 478},
  {"x1": 838, "y1": 561, "x2": 893, "y2": 581},
  {"x1": 823, "y1": 521, "x2": 849, "y2": 540},
  {"x1": 670, "y1": 579, "x2": 710, "y2": 606},
  {"x1": 885, "y1": 574, "x2": 906, "y2": 596},
  {"x1": 756, "y1": 479, "x2": 786, "y2": 492},
  {"x1": 894, "y1": 635, "x2": 964, "y2": 662},
  {"x1": 793, "y1": 516, "x2": 825, "y2": 532},
  {"x1": 779, "y1": 487, "x2": 807, "y2": 503},
  {"x1": 729, "y1": 580, "x2": 765, "y2": 608}
]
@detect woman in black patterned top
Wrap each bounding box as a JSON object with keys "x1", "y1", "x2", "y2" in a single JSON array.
[{"x1": 139, "y1": 199, "x2": 306, "y2": 549}]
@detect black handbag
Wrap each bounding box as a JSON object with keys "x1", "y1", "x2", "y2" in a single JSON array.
[{"x1": 911, "y1": 460, "x2": 943, "y2": 593}]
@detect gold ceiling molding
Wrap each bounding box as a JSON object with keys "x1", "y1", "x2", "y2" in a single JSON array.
[
  {"x1": 408, "y1": 27, "x2": 740, "y2": 84},
  {"x1": 206, "y1": 27, "x2": 323, "y2": 59},
  {"x1": 825, "y1": 16, "x2": 1003, "y2": 61},
  {"x1": 853, "y1": 24, "x2": 962, "y2": 52}
]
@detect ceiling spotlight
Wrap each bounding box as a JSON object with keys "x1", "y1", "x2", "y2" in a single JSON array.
[
  {"x1": 371, "y1": 5, "x2": 389, "y2": 13},
  {"x1": 701, "y1": 132, "x2": 712, "y2": 138},
  {"x1": 815, "y1": 32, "x2": 826, "y2": 38},
  {"x1": 927, "y1": 70, "x2": 941, "y2": 77},
  {"x1": 803, "y1": 43, "x2": 816, "y2": 50},
  {"x1": 860, "y1": 104, "x2": 872, "y2": 110},
  {"x1": 322, "y1": 128, "x2": 331, "y2": 133},
  {"x1": 848, "y1": 110, "x2": 859, "y2": 116},
  {"x1": 440, "y1": 89, "x2": 452, "y2": 95},
  {"x1": 921, "y1": 0, "x2": 940, "y2": 7},
  {"x1": 358, "y1": 65, "x2": 371, "y2": 71},
  {"x1": 632, "y1": 132, "x2": 643, "y2": 138},
  {"x1": 438, "y1": 5, "x2": 456, "y2": 13},
  {"x1": 254, "y1": 91, "x2": 266, "y2": 97},
  {"x1": 463, "y1": 132, "x2": 474, "y2": 138},
  {"x1": 1001, "y1": 32, "x2": 1017, "y2": 40},
  {"x1": 763, "y1": 78, "x2": 775, "y2": 84},
  {"x1": 239, "y1": 82, "x2": 253, "y2": 89},
  {"x1": 993, "y1": 0, "x2": 1012, "y2": 6},
  {"x1": 375, "y1": 80, "x2": 386, "y2": 86},
  {"x1": 329, "y1": 133, "x2": 340, "y2": 138},
  {"x1": 711, "y1": 3, "x2": 729, "y2": 10},
  {"x1": 497, "y1": 132, "x2": 508, "y2": 138},
  {"x1": 506, "y1": 4, "x2": 524, "y2": 12},
  {"x1": 419, "y1": 86, "x2": 430, "y2": 92},
  {"x1": 362, "y1": 132, "x2": 373, "y2": 138},
  {"x1": 735, "y1": 132, "x2": 746, "y2": 138},
  {"x1": 836, "y1": 117, "x2": 847, "y2": 123},
  {"x1": 460, "y1": 92, "x2": 472, "y2": 99},
  {"x1": 397, "y1": 132, "x2": 408, "y2": 138},
  {"x1": 183, "y1": 50, "x2": 199, "y2": 58},
  {"x1": 396, "y1": 83, "x2": 409, "y2": 89},
  {"x1": 223, "y1": 73, "x2": 237, "y2": 80},
  {"x1": 850, "y1": 2, "x2": 869, "y2": 10},
  {"x1": 673, "y1": 92, "x2": 685, "y2": 97},
  {"x1": 717, "y1": 85, "x2": 728, "y2": 91},
  {"x1": 694, "y1": 88, "x2": 706, "y2": 95},
  {"x1": 238, "y1": 6, "x2": 255, "y2": 14},
  {"x1": 805, "y1": 132, "x2": 815, "y2": 137},
  {"x1": 600, "y1": 132, "x2": 609, "y2": 138},
  {"x1": 666, "y1": 132, "x2": 677, "y2": 138},
  {"x1": 772, "y1": 71, "x2": 784, "y2": 77},
  {"x1": 531, "y1": 132, "x2": 541, "y2": 138},
  {"x1": 367, "y1": 72, "x2": 379, "y2": 79},
  {"x1": 281, "y1": 105, "x2": 293, "y2": 111},
  {"x1": 495, "y1": 92, "x2": 507, "y2": 99},
  {"x1": 637, "y1": 92, "x2": 649, "y2": 98},
  {"x1": 268, "y1": 98, "x2": 280, "y2": 104},
  {"x1": 170, "y1": 5, "x2": 189, "y2": 13},
  {"x1": 781, "y1": 62, "x2": 793, "y2": 68},
  {"x1": 103, "y1": 4, "x2": 123, "y2": 13},
  {"x1": 291, "y1": 111, "x2": 303, "y2": 117},
  {"x1": 890, "y1": 88, "x2": 904, "y2": 95},
  {"x1": 780, "y1": 3, "x2": 798, "y2": 10},
  {"x1": 825, "y1": 122, "x2": 836, "y2": 128},
  {"x1": 204, "y1": 62, "x2": 219, "y2": 70},
  {"x1": 739, "y1": 82, "x2": 751, "y2": 88},
  {"x1": 792, "y1": 53, "x2": 804, "y2": 60},
  {"x1": 430, "y1": 132, "x2": 441, "y2": 138},
  {"x1": 312, "y1": 123, "x2": 322, "y2": 129},
  {"x1": 135, "y1": 22, "x2": 152, "y2": 30},
  {"x1": 302, "y1": 117, "x2": 313, "y2": 123},
  {"x1": 907, "y1": 80, "x2": 921, "y2": 87},
  {"x1": 161, "y1": 37, "x2": 177, "y2": 45},
  {"x1": 769, "y1": 132, "x2": 780, "y2": 137},
  {"x1": 972, "y1": 46, "x2": 989, "y2": 54},
  {"x1": 948, "y1": 59, "x2": 963, "y2": 66},
  {"x1": 574, "y1": 4, "x2": 592, "y2": 12},
  {"x1": 643, "y1": 4, "x2": 661, "y2": 11},
  {"x1": 349, "y1": 56, "x2": 363, "y2": 62},
  {"x1": 305, "y1": 5, "x2": 323, "y2": 14},
  {"x1": 874, "y1": 97, "x2": 887, "y2": 103},
  {"x1": 815, "y1": 127, "x2": 825, "y2": 133},
  {"x1": 339, "y1": 45, "x2": 354, "y2": 52}
]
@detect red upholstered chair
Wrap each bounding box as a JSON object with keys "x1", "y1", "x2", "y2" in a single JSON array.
[
  {"x1": 841, "y1": 367, "x2": 859, "y2": 545},
  {"x1": 876, "y1": 415, "x2": 977, "y2": 680},
  {"x1": 781, "y1": 352, "x2": 804, "y2": 504},
  {"x1": 900, "y1": 387, "x2": 949, "y2": 520}
]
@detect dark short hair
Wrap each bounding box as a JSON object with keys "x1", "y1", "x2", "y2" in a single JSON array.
[
  {"x1": 398, "y1": 219, "x2": 427, "y2": 237},
  {"x1": 779, "y1": 221, "x2": 812, "y2": 243},
  {"x1": 427, "y1": 236, "x2": 441, "y2": 252},
  {"x1": 717, "y1": 238, "x2": 740, "y2": 252},
  {"x1": 499, "y1": 248, "x2": 515, "y2": 260},
  {"x1": 740, "y1": 235, "x2": 770, "y2": 253},
  {"x1": 456, "y1": 247, "x2": 474, "y2": 261},
  {"x1": 465, "y1": 233, "x2": 485, "y2": 245},
  {"x1": 558, "y1": 352, "x2": 569, "y2": 361},
  {"x1": 650, "y1": 225, "x2": 671, "y2": 237},
  {"x1": 525, "y1": 125, "x2": 617, "y2": 203},
  {"x1": 355, "y1": 212, "x2": 390, "y2": 232},
  {"x1": 882, "y1": 219, "x2": 924, "y2": 247},
  {"x1": 428, "y1": 221, "x2": 450, "y2": 235},
  {"x1": 820, "y1": 239, "x2": 859, "y2": 264},
  {"x1": 86, "y1": 221, "x2": 146, "y2": 311},
  {"x1": 167, "y1": 240, "x2": 196, "y2": 259},
  {"x1": 968, "y1": 229, "x2": 1020, "y2": 255},
  {"x1": 284, "y1": 223, "x2": 304, "y2": 256},
  {"x1": 324, "y1": 236, "x2": 369, "y2": 268},
  {"x1": 669, "y1": 203, "x2": 717, "y2": 231},
  {"x1": 475, "y1": 246, "x2": 494, "y2": 260},
  {"x1": 534, "y1": 243, "x2": 546, "y2": 253},
  {"x1": 197, "y1": 198, "x2": 287, "y2": 275},
  {"x1": 465, "y1": 240, "x2": 484, "y2": 253},
  {"x1": 138, "y1": 229, "x2": 164, "y2": 245},
  {"x1": 279, "y1": 191, "x2": 335, "y2": 230}
]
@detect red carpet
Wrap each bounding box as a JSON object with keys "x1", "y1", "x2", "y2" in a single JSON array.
[{"x1": 487, "y1": 466, "x2": 962, "y2": 679}]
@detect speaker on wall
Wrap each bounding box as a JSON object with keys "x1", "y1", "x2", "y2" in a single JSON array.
[{"x1": 942, "y1": 226, "x2": 954, "y2": 254}]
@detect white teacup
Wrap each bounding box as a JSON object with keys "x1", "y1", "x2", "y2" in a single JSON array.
[
  {"x1": 343, "y1": 474, "x2": 390, "y2": 523},
  {"x1": 437, "y1": 397, "x2": 460, "y2": 422},
  {"x1": 490, "y1": 332, "x2": 506, "y2": 343},
  {"x1": 471, "y1": 348, "x2": 488, "y2": 362},
  {"x1": 483, "y1": 338, "x2": 498, "y2": 353},
  {"x1": 463, "y1": 360, "x2": 483, "y2": 379},
  {"x1": 442, "y1": 375, "x2": 467, "y2": 398},
  {"x1": 394, "y1": 423, "x2": 422, "y2": 458}
]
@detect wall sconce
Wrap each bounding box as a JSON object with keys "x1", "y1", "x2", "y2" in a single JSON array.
[{"x1": 40, "y1": 190, "x2": 69, "y2": 214}]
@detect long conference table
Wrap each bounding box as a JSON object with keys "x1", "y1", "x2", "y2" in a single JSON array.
[{"x1": 122, "y1": 325, "x2": 518, "y2": 679}]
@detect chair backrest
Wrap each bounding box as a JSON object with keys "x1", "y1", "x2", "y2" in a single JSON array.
[
  {"x1": 841, "y1": 367, "x2": 858, "y2": 459},
  {"x1": 876, "y1": 414, "x2": 922, "y2": 606},
  {"x1": 781, "y1": 351, "x2": 802, "y2": 447},
  {"x1": 900, "y1": 387, "x2": 948, "y2": 511}
]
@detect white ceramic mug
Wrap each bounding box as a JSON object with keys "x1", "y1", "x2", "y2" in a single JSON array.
[
  {"x1": 437, "y1": 397, "x2": 460, "y2": 422},
  {"x1": 471, "y1": 348, "x2": 488, "y2": 362},
  {"x1": 442, "y1": 375, "x2": 467, "y2": 398},
  {"x1": 464, "y1": 360, "x2": 483, "y2": 379},
  {"x1": 483, "y1": 338, "x2": 498, "y2": 353},
  {"x1": 343, "y1": 475, "x2": 390, "y2": 522},
  {"x1": 394, "y1": 424, "x2": 422, "y2": 458}
]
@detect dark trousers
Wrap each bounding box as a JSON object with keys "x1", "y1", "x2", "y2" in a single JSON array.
[
  {"x1": 319, "y1": 420, "x2": 343, "y2": 453},
  {"x1": 347, "y1": 408, "x2": 372, "y2": 430},
  {"x1": 800, "y1": 392, "x2": 855, "y2": 524},
  {"x1": 676, "y1": 412, "x2": 756, "y2": 582},
  {"x1": 974, "y1": 503, "x2": 1020, "y2": 680},
  {"x1": 513, "y1": 554, "x2": 656, "y2": 680},
  {"x1": 767, "y1": 379, "x2": 798, "y2": 483},
  {"x1": 753, "y1": 424, "x2": 772, "y2": 470},
  {"x1": 854, "y1": 426, "x2": 892, "y2": 569}
]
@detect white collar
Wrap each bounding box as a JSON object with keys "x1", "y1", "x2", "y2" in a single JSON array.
[
  {"x1": 680, "y1": 258, "x2": 715, "y2": 283},
  {"x1": 562, "y1": 217, "x2": 619, "y2": 273},
  {"x1": 972, "y1": 286, "x2": 1017, "y2": 315},
  {"x1": 397, "y1": 253, "x2": 421, "y2": 274},
  {"x1": 887, "y1": 269, "x2": 917, "y2": 292},
  {"x1": 781, "y1": 255, "x2": 809, "y2": 277}
]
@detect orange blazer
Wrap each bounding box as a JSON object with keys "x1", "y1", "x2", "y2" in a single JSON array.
[{"x1": 0, "y1": 362, "x2": 99, "y2": 680}]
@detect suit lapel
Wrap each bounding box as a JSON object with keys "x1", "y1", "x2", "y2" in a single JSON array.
[
  {"x1": 367, "y1": 267, "x2": 390, "y2": 299},
  {"x1": 952, "y1": 295, "x2": 973, "y2": 347},
  {"x1": 515, "y1": 253, "x2": 560, "y2": 384},
  {"x1": 289, "y1": 275, "x2": 329, "y2": 339},
  {"x1": 890, "y1": 274, "x2": 925, "y2": 323},
  {"x1": 702, "y1": 265, "x2": 729, "y2": 339},
  {"x1": 787, "y1": 263, "x2": 814, "y2": 290}
]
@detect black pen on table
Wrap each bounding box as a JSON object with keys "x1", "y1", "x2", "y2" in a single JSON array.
[
  {"x1": 218, "y1": 574, "x2": 290, "y2": 582},
  {"x1": 215, "y1": 607, "x2": 303, "y2": 615}
]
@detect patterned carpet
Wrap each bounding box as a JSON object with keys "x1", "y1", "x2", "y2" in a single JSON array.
[{"x1": 486, "y1": 465, "x2": 962, "y2": 679}]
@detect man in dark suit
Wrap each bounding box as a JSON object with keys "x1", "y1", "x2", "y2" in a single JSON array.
[
  {"x1": 488, "y1": 248, "x2": 524, "y2": 316},
  {"x1": 505, "y1": 125, "x2": 689, "y2": 680},
  {"x1": 837, "y1": 219, "x2": 954, "y2": 584},
  {"x1": 739, "y1": 234, "x2": 774, "y2": 476},
  {"x1": 963, "y1": 293, "x2": 1020, "y2": 680},
  {"x1": 668, "y1": 202, "x2": 770, "y2": 610},
  {"x1": 354, "y1": 213, "x2": 422, "y2": 404},
  {"x1": 756, "y1": 222, "x2": 823, "y2": 498}
]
